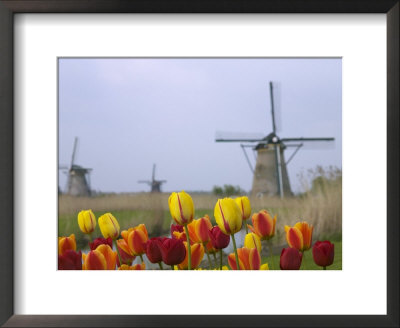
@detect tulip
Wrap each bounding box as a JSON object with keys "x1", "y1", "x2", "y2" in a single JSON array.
[
  {"x1": 158, "y1": 238, "x2": 186, "y2": 267},
  {"x1": 89, "y1": 237, "x2": 113, "y2": 251},
  {"x1": 171, "y1": 230, "x2": 187, "y2": 242},
  {"x1": 312, "y1": 241, "x2": 335, "y2": 269},
  {"x1": 228, "y1": 247, "x2": 261, "y2": 270},
  {"x1": 168, "y1": 191, "x2": 194, "y2": 226},
  {"x1": 118, "y1": 263, "x2": 146, "y2": 270},
  {"x1": 188, "y1": 215, "x2": 213, "y2": 244},
  {"x1": 214, "y1": 198, "x2": 242, "y2": 270},
  {"x1": 208, "y1": 226, "x2": 230, "y2": 250},
  {"x1": 244, "y1": 233, "x2": 262, "y2": 254},
  {"x1": 116, "y1": 239, "x2": 136, "y2": 266},
  {"x1": 170, "y1": 224, "x2": 184, "y2": 237},
  {"x1": 146, "y1": 237, "x2": 166, "y2": 269},
  {"x1": 285, "y1": 221, "x2": 313, "y2": 252},
  {"x1": 98, "y1": 213, "x2": 120, "y2": 239},
  {"x1": 280, "y1": 247, "x2": 303, "y2": 270},
  {"x1": 169, "y1": 191, "x2": 195, "y2": 269},
  {"x1": 178, "y1": 242, "x2": 205, "y2": 270},
  {"x1": 77, "y1": 209, "x2": 96, "y2": 236},
  {"x1": 260, "y1": 263, "x2": 269, "y2": 270},
  {"x1": 58, "y1": 234, "x2": 76, "y2": 255},
  {"x1": 98, "y1": 213, "x2": 123, "y2": 265},
  {"x1": 58, "y1": 250, "x2": 82, "y2": 270},
  {"x1": 214, "y1": 198, "x2": 242, "y2": 235},
  {"x1": 94, "y1": 244, "x2": 117, "y2": 270},
  {"x1": 248, "y1": 210, "x2": 277, "y2": 240},
  {"x1": 235, "y1": 196, "x2": 251, "y2": 232},
  {"x1": 82, "y1": 250, "x2": 107, "y2": 270},
  {"x1": 121, "y1": 224, "x2": 148, "y2": 258}
]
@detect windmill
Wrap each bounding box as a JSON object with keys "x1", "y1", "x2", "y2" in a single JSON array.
[
  {"x1": 216, "y1": 81, "x2": 335, "y2": 198},
  {"x1": 138, "y1": 164, "x2": 167, "y2": 193},
  {"x1": 59, "y1": 137, "x2": 92, "y2": 196}
]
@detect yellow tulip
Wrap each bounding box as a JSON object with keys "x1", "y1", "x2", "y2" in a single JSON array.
[
  {"x1": 260, "y1": 263, "x2": 269, "y2": 270},
  {"x1": 168, "y1": 191, "x2": 194, "y2": 225},
  {"x1": 235, "y1": 196, "x2": 251, "y2": 221},
  {"x1": 98, "y1": 213, "x2": 120, "y2": 239},
  {"x1": 77, "y1": 210, "x2": 96, "y2": 234},
  {"x1": 214, "y1": 198, "x2": 242, "y2": 235},
  {"x1": 244, "y1": 232, "x2": 262, "y2": 254}
]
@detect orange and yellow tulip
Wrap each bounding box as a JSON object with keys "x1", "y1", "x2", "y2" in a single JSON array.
[
  {"x1": 116, "y1": 239, "x2": 136, "y2": 266},
  {"x1": 77, "y1": 209, "x2": 96, "y2": 234},
  {"x1": 95, "y1": 244, "x2": 117, "y2": 270},
  {"x1": 82, "y1": 250, "x2": 107, "y2": 270},
  {"x1": 187, "y1": 215, "x2": 213, "y2": 244},
  {"x1": 248, "y1": 210, "x2": 276, "y2": 240},
  {"x1": 178, "y1": 242, "x2": 204, "y2": 270},
  {"x1": 121, "y1": 224, "x2": 148, "y2": 256},
  {"x1": 285, "y1": 221, "x2": 313, "y2": 251},
  {"x1": 214, "y1": 198, "x2": 242, "y2": 235},
  {"x1": 244, "y1": 232, "x2": 262, "y2": 254},
  {"x1": 98, "y1": 213, "x2": 120, "y2": 239},
  {"x1": 118, "y1": 263, "x2": 146, "y2": 270},
  {"x1": 228, "y1": 247, "x2": 261, "y2": 270},
  {"x1": 58, "y1": 234, "x2": 76, "y2": 255},
  {"x1": 168, "y1": 191, "x2": 194, "y2": 226},
  {"x1": 235, "y1": 196, "x2": 251, "y2": 222}
]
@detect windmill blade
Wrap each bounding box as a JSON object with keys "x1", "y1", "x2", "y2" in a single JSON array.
[
  {"x1": 138, "y1": 180, "x2": 151, "y2": 184},
  {"x1": 269, "y1": 81, "x2": 282, "y2": 133},
  {"x1": 281, "y1": 137, "x2": 335, "y2": 150},
  {"x1": 215, "y1": 131, "x2": 265, "y2": 142},
  {"x1": 70, "y1": 137, "x2": 79, "y2": 168},
  {"x1": 152, "y1": 164, "x2": 156, "y2": 182},
  {"x1": 240, "y1": 144, "x2": 254, "y2": 173},
  {"x1": 281, "y1": 137, "x2": 334, "y2": 142},
  {"x1": 58, "y1": 165, "x2": 68, "y2": 170}
]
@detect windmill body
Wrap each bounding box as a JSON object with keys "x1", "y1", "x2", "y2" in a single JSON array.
[
  {"x1": 60, "y1": 137, "x2": 92, "y2": 197},
  {"x1": 138, "y1": 164, "x2": 166, "y2": 193},
  {"x1": 216, "y1": 82, "x2": 334, "y2": 198}
]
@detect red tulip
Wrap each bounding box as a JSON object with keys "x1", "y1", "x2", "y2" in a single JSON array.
[
  {"x1": 280, "y1": 247, "x2": 303, "y2": 270},
  {"x1": 89, "y1": 237, "x2": 113, "y2": 251},
  {"x1": 312, "y1": 241, "x2": 334, "y2": 268},
  {"x1": 58, "y1": 250, "x2": 82, "y2": 270},
  {"x1": 208, "y1": 226, "x2": 230, "y2": 249},
  {"x1": 146, "y1": 237, "x2": 166, "y2": 264},
  {"x1": 158, "y1": 238, "x2": 186, "y2": 265}
]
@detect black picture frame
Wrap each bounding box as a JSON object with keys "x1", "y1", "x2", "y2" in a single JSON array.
[{"x1": 0, "y1": 1, "x2": 398, "y2": 327}]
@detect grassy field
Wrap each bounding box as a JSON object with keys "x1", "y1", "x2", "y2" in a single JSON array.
[{"x1": 59, "y1": 169, "x2": 342, "y2": 264}]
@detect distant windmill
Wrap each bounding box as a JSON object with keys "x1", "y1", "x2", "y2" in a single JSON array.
[
  {"x1": 138, "y1": 164, "x2": 167, "y2": 193},
  {"x1": 59, "y1": 137, "x2": 92, "y2": 196},
  {"x1": 216, "y1": 81, "x2": 335, "y2": 198}
]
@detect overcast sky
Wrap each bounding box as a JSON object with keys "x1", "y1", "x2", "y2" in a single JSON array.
[{"x1": 58, "y1": 58, "x2": 341, "y2": 194}]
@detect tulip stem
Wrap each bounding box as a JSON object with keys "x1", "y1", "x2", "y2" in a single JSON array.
[
  {"x1": 88, "y1": 233, "x2": 92, "y2": 242},
  {"x1": 323, "y1": 266, "x2": 326, "y2": 270},
  {"x1": 158, "y1": 262, "x2": 163, "y2": 270},
  {"x1": 301, "y1": 251, "x2": 307, "y2": 270},
  {"x1": 231, "y1": 234, "x2": 240, "y2": 270},
  {"x1": 245, "y1": 223, "x2": 248, "y2": 234},
  {"x1": 212, "y1": 253, "x2": 218, "y2": 267},
  {"x1": 219, "y1": 249, "x2": 223, "y2": 270},
  {"x1": 171, "y1": 265, "x2": 174, "y2": 270},
  {"x1": 203, "y1": 244, "x2": 213, "y2": 270},
  {"x1": 184, "y1": 225, "x2": 192, "y2": 270},
  {"x1": 268, "y1": 240, "x2": 274, "y2": 270},
  {"x1": 113, "y1": 240, "x2": 123, "y2": 267}
]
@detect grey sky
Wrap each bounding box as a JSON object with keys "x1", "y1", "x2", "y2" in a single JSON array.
[{"x1": 58, "y1": 58, "x2": 341, "y2": 194}]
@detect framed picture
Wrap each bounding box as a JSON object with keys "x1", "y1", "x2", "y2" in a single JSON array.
[{"x1": 0, "y1": 0, "x2": 398, "y2": 327}]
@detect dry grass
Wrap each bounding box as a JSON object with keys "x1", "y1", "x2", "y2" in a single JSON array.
[{"x1": 59, "y1": 170, "x2": 341, "y2": 243}]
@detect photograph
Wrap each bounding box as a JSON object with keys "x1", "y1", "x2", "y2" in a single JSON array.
[{"x1": 58, "y1": 57, "x2": 342, "y2": 271}]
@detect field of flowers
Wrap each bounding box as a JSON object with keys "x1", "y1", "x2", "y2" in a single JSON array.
[{"x1": 58, "y1": 191, "x2": 339, "y2": 270}]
